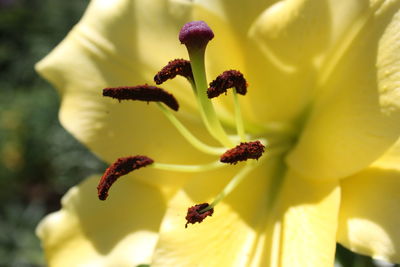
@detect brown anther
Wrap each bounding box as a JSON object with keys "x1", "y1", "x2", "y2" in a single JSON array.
[
  {"x1": 220, "y1": 141, "x2": 265, "y2": 164},
  {"x1": 185, "y1": 203, "x2": 214, "y2": 228},
  {"x1": 97, "y1": 156, "x2": 153, "y2": 200},
  {"x1": 154, "y1": 59, "x2": 193, "y2": 85},
  {"x1": 103, "y1": 84, "x2": 179, "y2": 111},
  {"x1": 207, "y1": 70, "x2": 247, "y2": 99}
]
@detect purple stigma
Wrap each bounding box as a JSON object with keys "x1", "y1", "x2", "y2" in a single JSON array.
[{"x1": 179, "y1": 21, "x2": 214, "y2": 49}]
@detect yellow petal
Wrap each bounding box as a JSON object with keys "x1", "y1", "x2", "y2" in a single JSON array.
[
  {"x1": 176, "y1": 2, "x2": 268, "y2": 129},
  {"x1": 195, "y1": 0, "x2": 272, "y2": 34},
  {"x1": 151, "y1": 164, "x2": 272, "y2": 267},
  {"x1": 273, "y1": 170, "x2": 340, "y2": 267},
  {"x1": 245, "y1": 0, "x2": 379, "y2": 123},
  {"x1": 37, "y1": 174, "x2": 166, "y2": 267},
  {"x1": 151, "y1": 160, "x2": 340, "y2": 267},
  {"x1": 193, "y1": 0, "x2": 274, "y2": 75},
  {"x1": 373, "y1": 125, "x2": 400, "y2": 170},
  {"x1": 337, "y1": 159, "x2": 400, "y2": 263},
  {"x1": 36, "y1": 0, "x2": 213, "y2": 168},
  {"x1": 287, "y1": 3, "x2": 400, "y2": 180},
  {"x1": 189, "y1": 1, "x2": 380, "y2": 127}
]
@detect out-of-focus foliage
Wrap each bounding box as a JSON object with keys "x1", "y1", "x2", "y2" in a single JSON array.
[
  {"x1": 0, "y1": 0, "x2": 106, "y2": 266},
  {"x1": 0, "y1": 0, "x2": 397, "y2": 266}
]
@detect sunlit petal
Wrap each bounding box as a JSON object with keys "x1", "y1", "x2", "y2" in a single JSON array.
[
  {"x1": 272, "y1": 170, "x2": 340, "y2": 267},
  {"x1": 36, "y1": 1, "x2": 400, "y2": 266},
  {"x1": 151, "y1": 162, "x2": 340, "y2": 267},
  {"x1": 244, "y1": 0, "x2": 382, "y2": 123},
  {"x1": 151, "y1": 163, "x2": 272, "y2": 266},
  {"x1": 337, "y1": 152, "x2": 400, "y2": 263},
  {"x1": 287, "y1": 3, "x2": 400, "y2": 180},
  {"x1": 37, "y1": 175, "x2": 166, "y2": 267},
  {"x1": 36, "y1": 0, "x2": 215, "y2": 168}
]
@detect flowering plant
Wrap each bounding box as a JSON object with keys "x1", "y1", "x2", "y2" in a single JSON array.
[{"x1": 36, "y1": 0, "x2": 400, "y2": 266}]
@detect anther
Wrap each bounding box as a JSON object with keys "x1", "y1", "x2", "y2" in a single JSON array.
[
  {"x1": 220, "y1": 141, "x2": 265, "y2": 164},
  {"x1": 154, "y1": 59, "x2": 193, "y2": 85},
  {"x1": 97, "y1": 155, "x2": 154, "y2": 200},
  {"x1": 179, "y1": 21, "x2": 214, "y2": 50},
  {"x1": 208, "y1": 70, "x2": 247, "y2": 99},
  {"x1": 103, "y1": 84, "x2": 179, "y2": 111},
  {"x1": 185, "y1": 203, "x2": 214, "y2": 228}
]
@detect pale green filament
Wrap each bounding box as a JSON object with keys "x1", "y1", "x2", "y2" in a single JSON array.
[
  {"x1": 157, "y1": 103, "x2": 226, "y2": 155},
  {"x1": 188, "y1": 49, "x2": 233, "y2": 147},
  {"x1": 152, "y1": 160, "x2": 225, "y2": 172},
  {"x1": 232, "y1": 88, "x2": 246, "y2": 141},
  {"x1": 201, "y1": 162, "x2": 257, "y2": 212},
  {"x1": 200, "y1": 144, "x2": 291, "y2": 213}
]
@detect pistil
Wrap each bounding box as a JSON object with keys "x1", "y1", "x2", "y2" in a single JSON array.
[
  {"x1": 98, "y1": 20, "x2": 294, "y2": 230},
  {"x1": 179, "y1": 21, "x2": 233, "y2": 147}
]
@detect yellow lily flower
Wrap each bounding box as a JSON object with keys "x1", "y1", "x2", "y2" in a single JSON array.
[{"x1": 36, "y1": 0, "x2": 400, "y2": 266}]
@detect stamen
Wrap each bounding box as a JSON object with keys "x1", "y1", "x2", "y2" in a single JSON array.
[
  {"x1": 200, "y1": 163, "x2": 257, "y2": 213},
  {"x1": 157, "y1": 103, "x2": 225, "y2": 155},
  {"x1": 92, "y1": 20, "x2": 299, "y2": 232},
  {"x1": 154, "y1": 59, "x2": 193, "y2": 85},
  {"x1": 185, "y1": 203, "x2": 214, "y2": 228},
  {"x1": 198, "y1": 144, "x2": 290, "y2": 217},
  {"x1": 207, "y1": 70, "x2": 247, "y2": 99},
  {"x1": 97, "y1": 156, "x2": 153, "y2": 200},
  {"x1": 232, "y1": 88, "x2": 246, "y2": 141},
  {"x1": 220, "y1": 141, "x2": 265, "y2": 164},
  {"x1": 103, "y1": 84, "x2": 179, "y2": 111},
  {"x1": 152, "y1": 160, "x2": 225, "y2": 172}
]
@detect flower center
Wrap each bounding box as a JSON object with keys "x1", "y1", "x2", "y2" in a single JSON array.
[{"x1": 97, "y1": 21, "x2": 295, "y2": 227}]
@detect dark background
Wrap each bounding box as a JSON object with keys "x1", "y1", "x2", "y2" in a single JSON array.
[
  {"x1": 0, "y1": 0, "x2": 396, "y2": 266},
  {"x1": 0, "y1": 0, "x2": 105, "y2": 266}
]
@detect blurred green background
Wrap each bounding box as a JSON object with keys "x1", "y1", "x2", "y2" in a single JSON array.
[
  {"x1": 0, "y1": 0, "x2": 105, "y2": 266},
  {"x1": 0, "y1": 0, "x2": 397, "y2": 266}
]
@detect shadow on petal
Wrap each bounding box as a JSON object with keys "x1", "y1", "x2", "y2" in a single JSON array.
[
  {"x1": 338, "y1": 167, "x2": 400, "y2": 263},
  {"x1": 152, "y1": 157, "x2": 340, "y2": 266},
  {"x1": 69, "y1": 174, "x2": 166, "y2": 254},
  {"x1": 37, "y1": 173, "x2": 167, "y2": 266}
]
